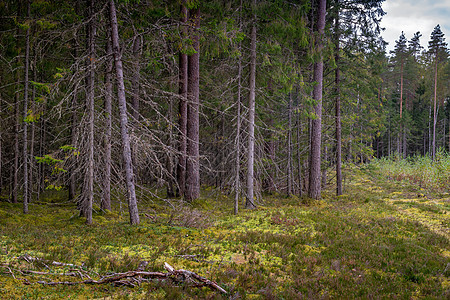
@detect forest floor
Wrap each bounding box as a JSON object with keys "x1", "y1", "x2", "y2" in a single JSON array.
[{"x1": 0, "y1": 165, "x2": 449, "y2": 299}]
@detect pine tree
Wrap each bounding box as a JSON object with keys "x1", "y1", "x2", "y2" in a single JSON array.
[{"x1": 428, "y1": 25, "x2": 448, "y2": 160}]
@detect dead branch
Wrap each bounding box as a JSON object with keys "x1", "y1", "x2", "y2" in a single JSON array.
[
  {"x1": 18, "y1": 254, "x2": 81, "y2": 268},
  {"x1": 33, "y1": 262, "x2": 227, "y2": 294}
]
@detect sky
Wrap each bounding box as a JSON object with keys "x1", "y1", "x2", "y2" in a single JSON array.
[{"x1": 380, "y1": 0, "x2": 450, "y2": 53}]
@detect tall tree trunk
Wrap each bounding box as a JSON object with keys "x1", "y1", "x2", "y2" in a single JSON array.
[
  {"x1": 12, "y1": 60, "x2": 20, "y2": 204},
  {"x1": 29, "y1": 53, "x2": 37, "y2": 203},
  {"x1": 177, "y1": 1, "x2": 188, "y2": 197},
  {"x1": 399, "y1": 59, "x2": 404, "y2": 157},
  {"x1": 234, "y1": 39, "x2": 242, "y2": 214},
  {"x1": 296, "y1": 90, "x2": 303, "y2": 196},
  {"x1": 287, "y1": 93, "x2": 292, "y2": 196},
  {"x1": 166, "y1": 93, "x2": 175, "y2": 198},
  {"x1": 428, "y1": 103, "x2": 432, "y2": 155},
  {"x1": 102, "y1": 36, "x2": 113, "y2": 211},
  {"x1": 308, "y1": 0, "x2": 326, "y2": 200},
  {"x1": 185, "y1": 5, "x2": 200, "y2": 202},
  {"x1": 432, "y1": 55, "x2": 437, "y2": 160},
  {"x1": 246, "y1": 18, "x2": 257, "y2": 209},
  {"x1": 109, "y1": 0, "x2": 140, "y2": 225},
  {"x1": 334, "y1": 9, "x2": 342, "y2": 196},
  {"x1": 0, "y1": 74, "x2": 2, "y2": 194},
  {"x1": 22, "y1": 0, "x2": 31, "y2": 213},
  {"x1": 131, "y1": 35, "x2": 141, "y2": 121},
  {"x1": 84, "y1": 0, "x2": 95, "y2": 224}
]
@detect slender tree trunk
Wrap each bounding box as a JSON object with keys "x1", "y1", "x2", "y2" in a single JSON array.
[
  {"x1": 296, "y1": 90, "x2": 303, "y2": 196},
  {"x1": 166, "y1": 93, "x2": 175, "y2": 198},
  {"x1": 234, "y1": 39, "x2": 242, "y2": 214},
  {"x1": 102, "y1": 36, "x2": 113, "y2": 211},
  {"x1": 287, "y1": 93, "x2": 292, "y2": 196},
  {"x1": 399, "y1": 59, "x2": 404, "y2": 157},
  {"x1": 131, "y1": 35, "x2": 141, "y2": 121},
  {"x1": 22, "y1": 0, "x2": 31, "y2": 213},
  {"x1": 428, "y1": 103, "x2": 432, "y2": 155},
  {"x1": 432, "y1": 56, "x2": 437, "y2": 160},
  {"x1": 29, "y1": 53, "x2": 37, "y2": 203},
  {"x1": 185, "y1": 5, "x2": 200, "y2": 202},
  {"x1": 177, "y1": 1, "x2": 188, "y2": 197},
  {"x1": 334, "y1": 10, "x2": 342, "y2": 196},
  {"x1": 246, "y1": 18, "x2": 257, "y2": 209},
  {"x1": 308, "y1": 0, "x2": 326, "y2": 200},
  {"x1": 12, "y1": 62, "x2": 20, "y2": 204},
  {"x1": 84, "y1": 0, "x2": 96, "y2": 224},
  {"x1": 0, "y1": 93, "x2": 2, "y2": 195},
  {"x1": 109, "y1": 0, "x2": 140, "y2": 225}
]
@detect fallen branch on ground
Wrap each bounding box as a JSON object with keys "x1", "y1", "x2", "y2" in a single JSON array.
[
  {"x1": 18, "y1": 254, "x2": 81, "y2": 268},
  {"x1": 34, "y1": 262, "x2": 227, "y2": 294}
]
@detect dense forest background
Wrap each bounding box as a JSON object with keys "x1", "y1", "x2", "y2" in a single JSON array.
[{"x1": 0, "y1": 0, "x2": 449, "y2": 225}]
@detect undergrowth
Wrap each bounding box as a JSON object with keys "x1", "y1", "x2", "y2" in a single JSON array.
[
  {"x1": 0, "y1": 165, "x2": 449, "y2": 299},
  {"x1": 369, "y1": 151, "x2": 450, "y2": 194}
]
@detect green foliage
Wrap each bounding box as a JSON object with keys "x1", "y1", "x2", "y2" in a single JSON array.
[
  {"x1": 1, "y1": 168, "x2": 448, "y2": 298},
  {"x1": 370, "y1": 152, "x2": 450, "y2": 192},
  {"x1": 30, "y1": 81, "x2": 50, "y2": 94}
]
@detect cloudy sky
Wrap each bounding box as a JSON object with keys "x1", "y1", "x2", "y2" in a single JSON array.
[{"x1": 380, "y1": 0, "x2": 450, "y2": 52}]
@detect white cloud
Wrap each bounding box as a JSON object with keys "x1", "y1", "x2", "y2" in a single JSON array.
[{"x1": 380, "y1": 0, "x2": 450, "y2": 52}]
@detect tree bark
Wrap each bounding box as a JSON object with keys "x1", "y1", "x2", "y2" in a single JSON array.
[
  {"x1": 246, "y1": 19, "x2": 257, "y2": 209},
  {"x1": 102, "y1": 35, "x2": 113, "y2": 211},
  {"x1": 334, "y1": 9, "x2": 342, "y2": 196},
  {"x1": 234, "y1": 42, "x2": 242, "y2": 214},
  {"x1": 287, "y1": 93, "x2": 292, "y2": 196},
  {"x1": 12, "y1": 59, "x2": 20, "y2": 204},
  {"x1": 29, "y1": 53, "x2": 37, "y2": 203},
  {"x1": 109, "y1": 0, "x2": 140, "y2": 225},
  {"x1": 22, "y1": 0, "x2": 31, "y2": 213},
  {"x1": 432, "y1": 54, "x2": 437, "y2": 160},
  {"x1": 308, "y1": 0, "x2": 326, "y2": 200},
  {"x1": 177, "y1": 1, "x2": 188, "y2": 197},
  {"x1": 296, "y1": 90, "x2": 303, "y2": 196},
  {"x1": 185, "y1": 5, "x2": 200, "y2": 202},
  {"x1": 84, "y1": 0, "x2": 95, "y2": 224},
  {"x1": 399, "y1": 59, "x2": 404, "y2": 157}
]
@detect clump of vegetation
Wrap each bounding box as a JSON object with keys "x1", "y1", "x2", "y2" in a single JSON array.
[
  {"x1": 370, "y1": 152, "x2": 450, "y2": 193},
  {"x1": 1, "y1": 166, "x2": 449, "y2": 299}
]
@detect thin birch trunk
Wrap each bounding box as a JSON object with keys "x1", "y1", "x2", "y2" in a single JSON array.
[{"x1": 109, "y1": 0, "x2": 140, "y2": 225}]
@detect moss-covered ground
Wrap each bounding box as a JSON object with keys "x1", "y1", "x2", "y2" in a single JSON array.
[{"x1": 0, "y1": 165, "x2": 449, "y2": 299}]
